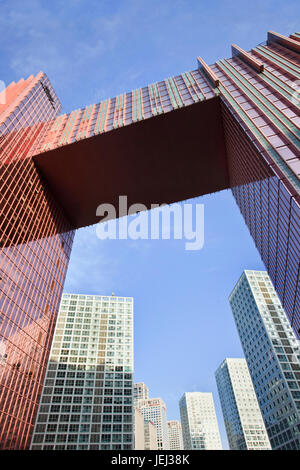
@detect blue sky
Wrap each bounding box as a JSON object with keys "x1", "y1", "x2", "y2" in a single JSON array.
[{"x1": 1, "y1": 0, "x2": 298, "y2": 449}]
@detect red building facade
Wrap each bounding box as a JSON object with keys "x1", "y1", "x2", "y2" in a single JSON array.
[
  {"x1": 0, "y1": 30, "x2": 299, "y2": 448},
  {"x1": 0, "y1": 74, "x2": 74, "y2": 448}
]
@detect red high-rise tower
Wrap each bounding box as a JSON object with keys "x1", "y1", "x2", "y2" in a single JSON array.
[
  {"x1": 0, "y1": 30, "x2": 299, "y2": 449},
  {"x1": 0, "y1": 73, "x2": 74, "y2": 449}
]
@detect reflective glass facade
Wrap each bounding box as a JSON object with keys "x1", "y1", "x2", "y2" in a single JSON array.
[
  {"x1": 0, "y1": 74, "x2": 74, "y2": 449},
  {"x1": 30, "y1": 293, "x2": 134, "y2": 450},
  {"x1": 0, "y1": 30, "x2": 299, "y2": 448},
  {"x1": 229, "y1": 270, "x2": 300, "y2": 449},
  {"x1": 216, "y1": 38, "x2": 300, "y2": 336},
  {"x1": 33, "y1": 71, "x2": 216, "y2": 154},
  {"x1": 33, "y1": 30, "x2": 299, "y2": 336}
]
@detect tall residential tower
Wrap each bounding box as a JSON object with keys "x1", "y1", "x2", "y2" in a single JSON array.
[
  {"x1": 134, "y1": 408, "x2": 158, "y2": 450},
  {"x1": 167, "y1": 420, "x2": 184, "y2": 450},
  {"x1": 30, "y1": 293, "x2": 134, "y2": 450},
  {"x1": 179, "y1": 392, "x2": 222, "y2": 450},
  {"x1": 215, "y1": 358, "x2": 271, "y2": 450},
  {"x1": 229, "y1": 271, "x2": 300, "y2": 450},
  {"x1": 134, "y1": 382, "x2": 149, "y2": 405}
]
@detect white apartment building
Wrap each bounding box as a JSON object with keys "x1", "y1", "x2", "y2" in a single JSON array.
[
  {"x1": 135, "y1": 408, "x2": 146, "y2": 450},
  {"x1": 30, "y1": 293, "x2": 134, "y2": 450},
  {"x1": 144, "y1": 420, "x2": 158, "y2": 450},
  {"x1": 179, "y1": 392, "x2": 222, "y2": 450},
  {"x1": 134, "y1": 408, "x2": 157, "y2": 450},
  {"x1": 167, "y1": 420, "x2": 184, "y2": 450},
  {"x1": 134, "y1": 382, "x2": 149, "y2": 405},
  {"x1": 215, "y1": 358, "x2": 271, "y2": 450},
  {"x1": 229, "y1": 270, "x2": 300, "y2": 450}
]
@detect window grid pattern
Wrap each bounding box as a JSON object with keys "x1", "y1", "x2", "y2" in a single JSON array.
[
  {"x1": 137, "y1": 398, "x2": 169, "y2": 450},
  {"x1": 220, "y1": 99, "x2": 299, "y2": 338},
  {"x1": 0, "y1": 31, "x2": 299, "y2": 450},
  {"x1": 0, "y1": 74, "x2": 74, "y2": 450},
  {"x1": 33, "y1": 70, "x2": 215, "y2": 154},
  {"x1": 229, "y1": 270, "x2": 300, "y2": 450},
  {"x1": 215, "y1": 358, "x2": 271, "y2": 450},
  {"x1": 32, "y1": 34, "x2": 299, "y2": 336},
  {"x1": 179, "y1": 392, "x2": 223, "y2": 450},
  {"x1": 167, "y1": 420, "x2": 184, "y2": 450},
  {"x1": 30, "y1": 293, "x2": 134, "y2": 450}
]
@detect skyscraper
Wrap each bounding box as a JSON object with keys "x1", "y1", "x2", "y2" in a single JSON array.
[
  {"x1": 0, "y1": 73, "x2": 74, "y2": 449},
  {"x1": 138, "y1": 398, "x2": 169, "y2": 450},
  {"x1": 134, "y1": 408, "x2": 146, "y2": 450},
  {"x1": 1, "y1": 30, "x2": 299, "y2": 448},
  {"x1": 30, "y1": 293, "x2": 134, "y2": 450},
  {"x1": 167, "y1": 420, "x2": 184, "y2": 450},
  {"x1": 134, "y1": 382, "x2": 149, "y2": 405},
  {"x1": 144, "y1": 420, "x2": 158, "y2": 450},
  {"x1": 215, "y1": 358, "x2": 271, "y2": 450},
  {"x1": 179, "y1": 392, "x2": 223, "y2": 450},
  {"x1": 229, "y1": 270, "x2": 300, "y2": 450},
  {"x1": 134, "y1": 408, "x2": 158, "y2": 450}
]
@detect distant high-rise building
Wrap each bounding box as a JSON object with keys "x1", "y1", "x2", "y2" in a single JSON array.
[
  {"x1": 134, "y1": 408, "x2": 158, "y2": 451},
  {"x1": 138, "y1": 398, "x2": 169, "y2": 450},
  {"x1": 30, "y1": 293, "x2": 134, "y2": 450},
  {"x1": 134, "y1": 382, "x2": 149, "y2": 405},
  {"x1": 167, "y1": 420, "x2": 184, "y2": 450},
  {"x1": 179, "y1": 392, "x2": 222, "y2": 450},
  {"x1": 134, "y1": 383, "x2": 158, "y2": 449},
  {"x1": 215, "y1": 358, "x2": 271, "y2": 450},
  {"x1": 229, "y1": 270, "x2": 300, "y2": 450},
  {"x1": 144, "y1": 420, "x2": 158, "y2": 450},
  {"x1": 134, "y1": 408, "x2": 146, "y2": 450}
]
